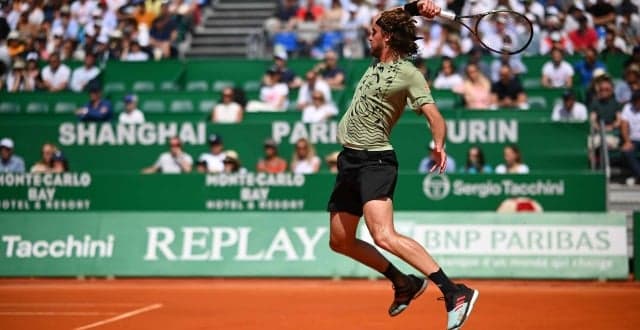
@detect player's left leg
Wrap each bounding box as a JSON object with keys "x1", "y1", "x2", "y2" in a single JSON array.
[{"x1": 363, "y1": 198, "x2": 479, "y2": 329}]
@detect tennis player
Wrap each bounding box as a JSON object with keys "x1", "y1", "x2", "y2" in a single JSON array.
[{"x1": 327, "y1": 2, "x2": 478, "y2": 329}]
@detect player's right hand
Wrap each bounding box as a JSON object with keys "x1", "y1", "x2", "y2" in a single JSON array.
[{"x1": 417, "y1": 0, "x2": 441, "y2": 19}]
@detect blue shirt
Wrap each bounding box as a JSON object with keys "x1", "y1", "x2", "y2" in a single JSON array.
[
  {"x1": 574, "y1": 60, "x2": 606, "y2": 87},
  {"x1": 78, "y1": 99, "x2": 113, "y2": 122},
  {"x1": 0, "y1": 155, "x2": 25, "y2": 173}
]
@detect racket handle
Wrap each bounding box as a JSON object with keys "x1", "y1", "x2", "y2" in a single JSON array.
[{"x1": 438, "y1": 9, "x2": 456, "y2": 20}]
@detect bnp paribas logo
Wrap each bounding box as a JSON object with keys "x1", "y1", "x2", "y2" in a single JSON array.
[{"x1": 422, "y1": 174, "x2": 451, "y2": 200}]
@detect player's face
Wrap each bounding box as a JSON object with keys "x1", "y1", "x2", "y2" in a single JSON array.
[{"x1": 369, "y1": 17, "x2": 386, "y2": 58}]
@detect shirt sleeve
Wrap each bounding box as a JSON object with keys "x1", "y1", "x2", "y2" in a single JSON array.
[{"x1": 407, "y1": 70, "x2": 435, "y2": 114}]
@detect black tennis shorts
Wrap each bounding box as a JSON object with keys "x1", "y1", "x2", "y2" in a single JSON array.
[{"x1": 327, "y1": 147, "x2": 398, "y2": 217}]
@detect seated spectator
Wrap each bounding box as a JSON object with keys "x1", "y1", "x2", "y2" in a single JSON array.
[
  {"x1": 41, "y1": 53, "x2": 71, "y2": 92},
  {"x1": 274, "y1": 0, "x2": 299, "y2": 29},
  {"x1": 70, "y1": 53, "x2": 100, "y2": 92},
  {"x1": 340, "y1": 4, "x2": 365, "y2": 59},
  {"x1": 51, "y1": 151, "x2": 69, "y2": 173},
  {"x1": 295, "y1": 0, "x2": 324, "y2": 22},
  {"x1": 256, "y1": 138, "x2": 287, "y2": 173},
  {"x1": 266, "y1": 49, "x2": 302, "y2": 89},
  {"x1": 142, "y1": 136, "x2": 193, "y2": 174},
  {"x1": 552, "y1": 90, "x2": 588, "y2": 122},
  {"x1": 574, "y1": 47, "x2": 606, "y2": 87},
  {"x1": 615, "y1": 64, "x2": 640, "y2": 104},
  {"x1": 30, "y1": 143, "x2": 57, "y2": 173},
  {"x1": 495, "y1": 144, "x2": 529, "y2": 174},
  {"x1": 290, "y1": 138, "x2": 320, "y2": 174},
  {"x1": 418, "y1": 141, "x2": 456, "y2": 174},
  {"x1": 433, "y1": 56, "x2": 463, "y2": 90},
  {"x1": 490, "y1": 65, "x2": 528, "y2": 110},
  {"x1": 297, "y1": 69, "x2": 332, "y2": 110},
  {"x1": 195, "y1": 158, "x2": 208, "y2": 173},
  {"x1": 302, "y1": 90, "x2": 338, "y2": 123},
  {"x1": 198, "y1": 134, "x2": 226, "y2": 173},
  {"x1": 222, "y1": 150, "x2": 246, "y2": 174},
  {"x1": 122, "y1": 39, "x2": 150, "y2": 61},
  {"x1": 313, "y1": 50, "x2": 345, "y2": 90},
  {"x1": 587, "y1": 0, "x2": 616, "y2": 27},
  {"x1": 212, "y1": 87, "x2": 243, "y2": 123},
  {"x1": 25, "y1": 53, "x2": 44, "y2": 90},
  {"x1": 598, "y1": 27, "x2": 627, "y2": 59},
  {"x1": 325, "y1": 151, "x2": 339, "y2": 173},
  {"x1": 6, "y1": 59, "x2": 36, "y2": 92},
  {"x1": 461, "y1": 146, "x2": 492, "y2": 174},
  {"x1": 320, "y1": 0, "x2": 344, "y2": 31},
  {"x1": 568, "y1": 14, "x2": 598, "y2": 53},
  {"x1": 133, "y1": 0, "x2": 156, "y2": 29},
  {"x1": 453, "y1": 63, "x2": 492, "y2": 110},
  {"x1": 6, "y1": 31, "x2": 25, "y2": 59},
  {"x1": 0, "y1": 138, "x2": 25, "y2": 173},
  {"x1": 119, "y1": 94, "x2": 145, "y2": 124},
  {"x1": 589, "y1": 77, "x2": 622, "y2": 150},
  {"x1": 540, "y1": 30, "x2": 574, "y2": 55},
  {"x1": 621, "y1": 90, "x2": 640, "y2": 185},
  {"x1": 490, "y1": 51, "x2": 527, "y2": 83},
  {"x1": 149, "y1": 1, "x2": 178, "y2": 59},
  {"x1": 541, "y1": 48, "x2": 574, "y2": 88},
  {"x1": 75, "y1": 84, "x2": 113, "y2": 122},
  {"x1": 247, "y1": 68, "x2": 289, "y2": 112}
]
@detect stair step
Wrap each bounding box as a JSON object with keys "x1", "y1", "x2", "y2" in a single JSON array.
[
  {"x1": 190, "y1": 38, "x2": 247, "y2": 46},
  {"x1": 204, "y1": 18, "x2": 266, "y2": 27},
  {"x1": 197, "y1": 27, "x2": 260, "y2": 35},
  {"x1": 214, "y1": 2, "x2": 276, "y2": 10},
  {"x1": 209, "y1": 10, "x2": 273, "y2": 18}
]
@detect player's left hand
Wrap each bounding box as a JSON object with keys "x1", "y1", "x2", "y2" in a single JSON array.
[
  {"x1": 417, "y1": 0, "x2": 441, "y2": 19},
  {"x1": 429, "y1": 146, "x2": 447, "y2": 174}
]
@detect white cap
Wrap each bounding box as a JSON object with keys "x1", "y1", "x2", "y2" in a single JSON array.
[
  {"x1": 593, "y1": 68, "x2": 607, "y2": 78},
  {"x1": 550, "y1": 31, "x2": 561, "y2": 41},
  {"x1": 0, "y1": 138, "x2": 15, "y2": 149},
  {"x1": 92, "y1": 8, "x2": 103, "y2": 17},
  {"x1": 7, "y1": 30, "x2": 20, "y2": 40},
  {"x1": 97, "y1": 34, "x2": 109, "y2": 44},
  {"x1": 273, "y1": 46, "x2": 288, "y2": 61}
]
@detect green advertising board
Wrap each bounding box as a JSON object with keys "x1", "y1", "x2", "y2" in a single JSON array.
[
  {"x1": 0, "y1": 172, "x2": 605, "y2": 212},
  {"x1": 1, "y1": 117, "x2": 588, "y2": 174},
  {"x1": 0, "y1": 212, "x2": 628, "y2": 279}
]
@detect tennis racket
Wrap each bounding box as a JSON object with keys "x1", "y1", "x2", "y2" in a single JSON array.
[{"x1": 438, "y1": 9, "x2": 534, "y2": 55}]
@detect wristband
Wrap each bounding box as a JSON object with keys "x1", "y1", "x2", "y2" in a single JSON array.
[{"x1": 403, "y1": 1, "x2": 420, "y2": 16}]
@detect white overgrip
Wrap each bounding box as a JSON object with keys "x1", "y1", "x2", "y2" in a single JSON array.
[{"x1": 438, "y1": 9, "x2": 456, "y2": 20}]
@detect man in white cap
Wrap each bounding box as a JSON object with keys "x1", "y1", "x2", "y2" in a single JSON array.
[
  {"x1": 0, "y1": 138, "x2": 25, "y2": 173},
  {"x1": 118, "y1": 94, "x2": 145, "y2": 124}
]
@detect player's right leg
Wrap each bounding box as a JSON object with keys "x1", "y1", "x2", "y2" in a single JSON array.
[{"x1": 328, "y1": 211, "x2": 427, "y2": 317}]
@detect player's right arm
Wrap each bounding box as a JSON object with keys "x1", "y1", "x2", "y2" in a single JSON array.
[{"x1": 420, "y1": 103, "x2": 447, "y2": 174}]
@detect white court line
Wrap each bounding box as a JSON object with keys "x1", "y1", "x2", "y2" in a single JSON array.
[
  {"x1": 74, "y1": 303, "x2": 163, "y2": 330},
  {"x1": 0, "y1": 312, "x2": 117, "y2": 316}
]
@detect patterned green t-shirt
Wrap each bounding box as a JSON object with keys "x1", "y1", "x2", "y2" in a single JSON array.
[{"x1": 338, "y1": 58, "x2": 435, "y2": 151}]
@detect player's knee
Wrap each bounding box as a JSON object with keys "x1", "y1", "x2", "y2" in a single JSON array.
[
  {"x1": 329, "y1": 234, "x2": 351, "y2": 254},
  {"x1": 371, "y1": 232, "x2": 394, "y2": 252}
]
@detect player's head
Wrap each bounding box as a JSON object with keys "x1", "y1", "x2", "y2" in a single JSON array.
[{"x1": 371, "y1": 8, "x2": 418, "y2": 58}]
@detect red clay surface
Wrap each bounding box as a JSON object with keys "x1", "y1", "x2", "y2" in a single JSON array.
[{"x1": 1, "y1": 278, "x2": 639, "y2": 330}]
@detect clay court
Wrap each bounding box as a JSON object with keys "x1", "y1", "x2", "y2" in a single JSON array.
[{"x1": 1, "y1": 278, "x2": 639, "y2": 330}]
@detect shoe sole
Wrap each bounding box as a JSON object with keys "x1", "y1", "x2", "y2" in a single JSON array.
[
  {"x1": 450, "y1": 289, "x2": 479, "y2": 330},
  {"x1": 389, "y1": 279, "x2": 428, "y2": 317}
]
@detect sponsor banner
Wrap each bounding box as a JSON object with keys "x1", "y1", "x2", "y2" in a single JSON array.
[
  {"x1": 0, "y1": 212, "x2": 628, "y2": 279},
  {"x1": 0, "y1": 119, "x2": 588, "y2": 173},
  {"x1": 0, "y1": 172, "x2": 606, "y2": 212}
]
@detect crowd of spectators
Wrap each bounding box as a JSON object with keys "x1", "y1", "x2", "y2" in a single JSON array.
[{"x1": 0, "y1": 0, "x2": 201, "y2": 92}]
